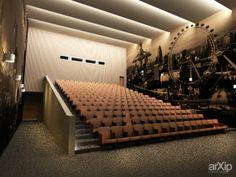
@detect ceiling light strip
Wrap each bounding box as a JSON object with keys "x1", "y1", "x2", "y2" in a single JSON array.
[
  {"x1": 27, "y1": 5, "x2": 149, "y2": 41},
  {"x1": 28, "y1": 18, "x2": 135, "y2": 47}
]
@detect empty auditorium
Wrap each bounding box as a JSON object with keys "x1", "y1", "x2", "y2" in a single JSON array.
[{"x1": 0, "y1": 0, "x2": 236, "y2": 177}]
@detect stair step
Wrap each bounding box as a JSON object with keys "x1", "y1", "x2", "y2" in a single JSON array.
[
  {"x1": 75, "y1": 120, "x2": 87, "y2": 125},
  {"x1": 76, "y1": 138, "x2": 99, "y2": 146},
  {"x1": 75, "y1": 144, "x2": 101, "y2": 154},
  {"x1": 76, "y1": 124, "x2": 90, "y2": 129},
  {"x1": 76, "y1": 128, "x2": 91, "y2": 134},
  {"x1": 75, "y1": 133, "x2": 93, "y2": 139}
]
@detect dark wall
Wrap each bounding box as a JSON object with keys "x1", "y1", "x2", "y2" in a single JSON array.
[
  {"x1": 22, "y1": 92, "x2": 43, "y2": 120},
  {"x1": 0, "y1": 0, "x2": 26, "y2": 155}
]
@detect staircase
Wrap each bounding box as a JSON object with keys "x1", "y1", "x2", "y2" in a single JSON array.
[{"x1": 75, "y1": 119, "x2": 101, "y2": 154}]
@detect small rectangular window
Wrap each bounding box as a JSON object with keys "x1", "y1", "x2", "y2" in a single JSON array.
[
  {"x1": 86, "y1": 59, "x2": 96, "y2": 64},
  {"x1": 98, "y1": 61, "x2": 105, "y2": 65},
  {"x1": 72, "y1": 57, "x2": 83, "y2": 62},
  {"x1": 60, "y1": 56, "x2": 68, "y2": 60}
]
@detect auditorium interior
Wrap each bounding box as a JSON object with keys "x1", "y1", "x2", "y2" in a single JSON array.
[{"x1": 0, "y1": 0, "x2": 236, "y2": 177}]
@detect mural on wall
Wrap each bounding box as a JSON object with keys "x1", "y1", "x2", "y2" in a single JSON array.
[{"x1": 127, "y1": 23, "x2": 236, "y2": 123}]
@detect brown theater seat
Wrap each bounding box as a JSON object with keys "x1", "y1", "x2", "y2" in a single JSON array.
[
  {"x1": 169, "y1": 122, "x2": 177, "y2": 134},
  {"x1": 132, "y1": 117, "x2": 141, "y2": 124},
  {"x1": 143, "y1": 124, "x2": 153, "y2": 139},
  {"x1": 123, "y1": 117, "x2": 132, "y2": 125},
  {"x1": 202, "y1": 120, "x2": 210, "y2": 129},
  {"x1": 111, "y1": 126, "x2": 129, "y2": 143},
  {"x1": 145, "y1": 110, "x2": 152, "y2": 116},
  {"x1": 94, "y1": 111, "x2": 104, "y2": 119},
  {"x1": 176, "y1": 115, "x2": 183, "y2": 121},
  {"x1": 101, "y1": 119, "x2": 113, "y2": 127},
  {"x1": 195, "y1": 120, "x2": 203, "y2": 129},
  {"x1": 155, "y1": 115, "x2": 163, "y2": 123},
  {"x1": 87, "y1": 118, "x2": 102, "y2": 130},
  {"x1": 183, "y1": 121, "x2": 191, "y2": 132},
  {"x1": 131, "y1": 124, "x2": 144, "y2": 141},
  {"x1": 113, "y1": 105, "x2": 122, "y2": 111},
  {"x1": 189, "y1": 120, "x2": 198, "y2": 131},
  {"x1": 163, "y1": 116, "x2": 169, "y2": 122},
  {"x1": 170, "y1": 110, "x2": 176, "y2": 115},
  {"x1": 104, "y1": 111, "x2": 113, "y2": 118},
  {"x1": 113, "y1": 110, "x2": 122, "y2": 117},
  {"x1": 152, "y1": 110, "x2": 158, "y2": 116},
  {"x1": 169, "y1": 115, "x2": 176, "y2": 122},
  {"x1": 112, "y1": 118, "x2": 123, "y2": 126},
  {"x1": 152, "y1": 123, "x2": 161, "y2": 138},
  {"x1": 97, "y1": 127, "x2": 116, "y2": 144},
  {"x1": 176, "y1": 121, "x2": 185, "y2": 134},
  {"x1": 148, "y1": 116, "x2": 156, "y2": 123},
  {"x1": 160, "y1": 123, "x2": 170, "y2": 136},
  {"x1": 158, "y1": 110, "x2": 164, "y2": 116}
]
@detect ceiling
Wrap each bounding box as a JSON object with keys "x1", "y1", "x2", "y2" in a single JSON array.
[{"x1": 25, "y1": 0, "x2": 236, "y2": 47}]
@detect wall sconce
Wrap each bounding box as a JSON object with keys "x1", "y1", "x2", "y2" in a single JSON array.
[
  {"x1": 189, "y1": 77, "x2": 193, "y2": 82},
  {"x1": 20, "y1": 84, "x2": 26, "y2": 92},
  {"x1": 3, "y1": 53, "x2": 15, "y2": 63},
  {"x1": 15, "y1": 74, "x2": 22, "y2": 81},
  {"x1": 233, "y1": 84, "x2": 236, "y2": 89}
]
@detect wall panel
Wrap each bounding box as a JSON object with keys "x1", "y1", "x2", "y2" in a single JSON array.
[{"x1": 25, "y1": 25, "x2": 126, "y2": 92}]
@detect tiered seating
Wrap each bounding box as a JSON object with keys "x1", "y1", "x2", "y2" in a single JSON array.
[{"x1": 55, "y1": 80, "x2": 226, "y2": 145}]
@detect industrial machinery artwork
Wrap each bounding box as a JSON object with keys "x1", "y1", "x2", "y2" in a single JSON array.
[{"x1": 127, "y1": 24, "x2": 236, "y2": 123}]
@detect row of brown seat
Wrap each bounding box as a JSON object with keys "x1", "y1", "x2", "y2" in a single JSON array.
[
  {"x1": 77, "y1": 107, "x2": 194, "y2": 119},
  {"x1": 96, "y1": 120, "x2": 225, "y2": 144},
  {"x1": 87, "y1": 115, "x2": 206, "y2": 132}
]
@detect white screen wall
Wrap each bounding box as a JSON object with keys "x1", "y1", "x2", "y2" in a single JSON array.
[{"x1": 25, "y1": 26, "x2": 126, "y2": 92}]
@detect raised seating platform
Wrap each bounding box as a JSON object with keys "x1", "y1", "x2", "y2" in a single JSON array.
[{"x1": 55, "y1": 80, "x2": 226, "y2": 146}]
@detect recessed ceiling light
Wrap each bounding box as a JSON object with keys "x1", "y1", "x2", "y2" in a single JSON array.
[
  {"x1": 60, "y1": 1, "x2": 169, "y2": 36},
  {"x1": 137, "y1": 0, "x2": 192, "y2": 24}
]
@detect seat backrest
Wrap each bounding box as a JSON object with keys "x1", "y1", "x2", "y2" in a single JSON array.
[
  {"x1": 161, "y1": 122, "x2": 170, "y2": 132},
  {"x1": 112, "y1": 118, "x2": 123, "y2": 126},
  {"x1": 169, "y1": 122, "x2": 177, "y2": 131},
  {"x1": 95, "y1": 111, "x2": 104, "y2": 119},
  {"x1": 102, "y1": 118, "x2": 113, "y2": 127},
  {"x1": 133, "y1": 124, "x2": 144, "y2": 135},
  {"x1": 88, "y1": 118, "x2": 102, "y2": 128},
  {"x1": 132, "y1": 117, "x2": 141, "y2": 124},
  {"x1": 143, "y1": 124, "x2": 153, "y2": 134},
  {"x1": 113, "y1": 110, "x2": 122, "y2": 117},
  {"x1": 104, "y1": 111, "x2": 113, "y2": 118},
  {"x1": 97, "y1": 127, "x2": 111, "y2": 141},
  {"x1": 152, "y1": 123, "x2": 161, "y2": 134},
  {"x1": 111, "y1": 126, "x2": 123, "y2": 138},
  {"x1": 183, "y1": 121, "x2": 191, "y2": 129}
]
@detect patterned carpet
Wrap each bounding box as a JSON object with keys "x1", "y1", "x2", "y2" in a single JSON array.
[{"x1": 0, "y1": 121, "x2": 235, "y2": 177}]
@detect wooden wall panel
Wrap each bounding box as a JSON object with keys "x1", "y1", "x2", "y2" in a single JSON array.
[
  {"x1": 25, "y1": 25, "x2": 127, "y2": 92},
  {"x1": 22, "y1": 92, "x2": 43, "y2": 120}
]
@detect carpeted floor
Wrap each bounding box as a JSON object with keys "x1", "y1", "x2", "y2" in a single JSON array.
[{"x1": 0, "y1": 121, "x2": 235, "y2": 177}]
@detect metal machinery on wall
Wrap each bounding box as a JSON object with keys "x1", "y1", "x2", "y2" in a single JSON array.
[{"x1": 127, "y1": 24, "x2": 236, "y2": 124}]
